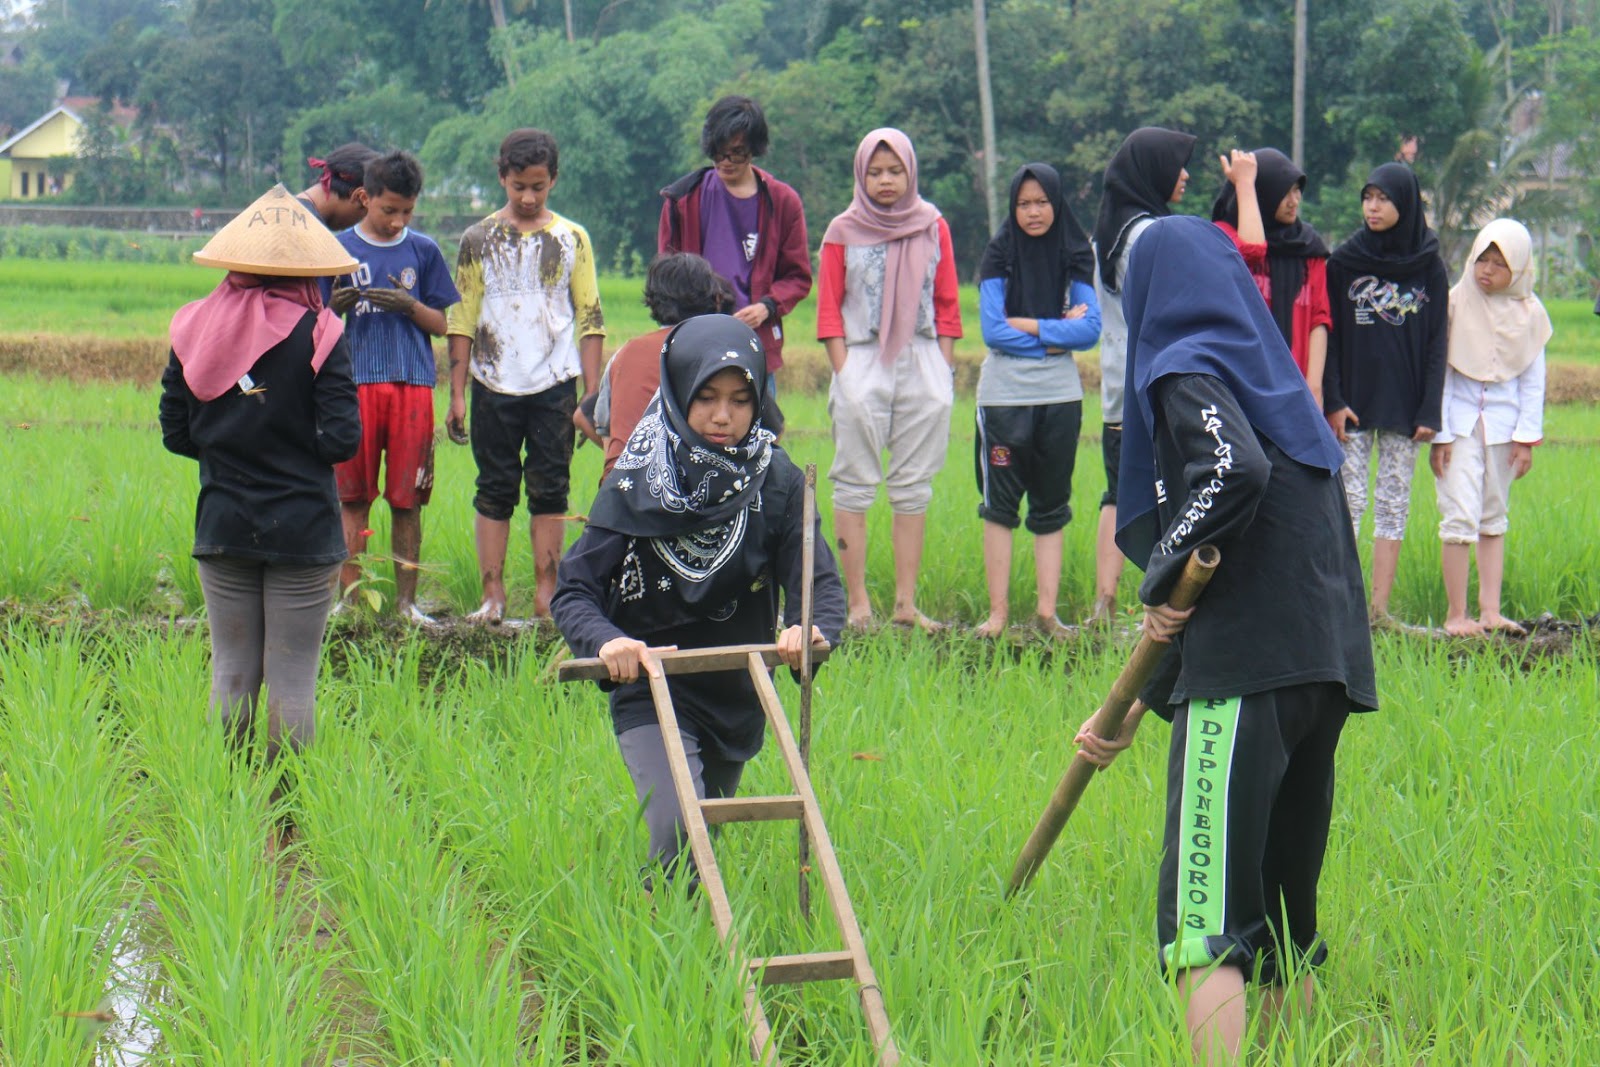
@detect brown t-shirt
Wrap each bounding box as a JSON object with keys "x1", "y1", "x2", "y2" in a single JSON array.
[{"x1": 602, "y1": 326, "x2": 671, "y2": 475}]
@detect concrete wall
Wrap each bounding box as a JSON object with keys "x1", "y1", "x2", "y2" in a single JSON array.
[{"x1": 0, "y1": 203, "x2": 486, "y2": 238}]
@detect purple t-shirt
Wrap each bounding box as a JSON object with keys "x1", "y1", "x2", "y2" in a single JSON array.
[{"x1": 698, "y1": 172, "x2": 760, "y2": 307}]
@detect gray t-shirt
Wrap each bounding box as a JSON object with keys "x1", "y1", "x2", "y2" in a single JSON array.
[
  {"x1": 975, "y1": 350, "x2": 1084, "y2": 407},
  {"x1": 1095, "y1": 216, "x2": 1156, "y2": 424},
  {"x1": 975, "y1": 278, "x2": 1101, "y2": 407}
]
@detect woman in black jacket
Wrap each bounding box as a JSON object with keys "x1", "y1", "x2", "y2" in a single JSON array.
[
  {"x1": 553, "y1": 314, "x2": 845, "y2": 884},
  {"x1": 159, "y1": 184, "x2": 361, "y2": 813}
]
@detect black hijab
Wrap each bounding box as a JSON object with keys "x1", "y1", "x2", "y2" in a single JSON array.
[
  {"x1": 1211, "y1": 147, "x2": 1329, "y2": 342},
  {"x1": 1115, "y1": 217, "x2": 1344, "y2": 562},
  {"x1": 979, "y1": 163, "x2": 1095, "y2": 318},
  {"x1": 1093, "y1": 127, "x2": 1197, "y2": 290},
  {"x1": 588, "y1": 314, "x2": 774, "y2": 545},
  {"x1": 1329, "y1": 162, "x2": 1441, "y2": 280}
]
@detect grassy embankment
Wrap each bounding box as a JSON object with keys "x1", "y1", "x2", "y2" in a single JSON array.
[{"x1": 2, "y1": 257, "x2": 1597, "y2": 398}]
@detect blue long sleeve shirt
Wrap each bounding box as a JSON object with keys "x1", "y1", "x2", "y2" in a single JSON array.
[{"x1": 976, "y1": 278, "x2": 1101, "y2": 405}]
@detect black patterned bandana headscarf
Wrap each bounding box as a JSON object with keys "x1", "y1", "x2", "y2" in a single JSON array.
[{"x1": 588, "y1": 313, "x2": 774, "y2": 541}]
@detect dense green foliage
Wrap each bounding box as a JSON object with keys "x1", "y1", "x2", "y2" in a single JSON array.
[{"x1": 6, "y1": 0, "x2": 1599, "y2": 287}]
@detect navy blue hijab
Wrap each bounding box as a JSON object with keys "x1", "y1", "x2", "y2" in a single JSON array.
[{"x1": 1115, "y1": 216, "x2": 1344, "y2": 563}]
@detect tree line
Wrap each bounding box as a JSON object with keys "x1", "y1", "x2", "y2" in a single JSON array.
[{"x1": 5, "y1": 0, "x2": 1598, "y2": 291}]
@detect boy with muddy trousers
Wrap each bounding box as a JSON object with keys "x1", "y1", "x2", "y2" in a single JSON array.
[
  {"x1": 446, "y1": 128, "x2": 605, "y2": 622},
  {"x1": 329, "y1": 151, "x2": 460, "y2": 623},
  {"x1": 1075, "y1": 217, "x2": 1376, "y2": 1065}
]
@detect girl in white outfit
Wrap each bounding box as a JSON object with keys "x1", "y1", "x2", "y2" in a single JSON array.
[{"x1": 1430, "y1": 218, "x2": 1549, "y2": 636}]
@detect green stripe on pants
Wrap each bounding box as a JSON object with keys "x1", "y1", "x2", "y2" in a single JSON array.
[{"x1": 1163, "y1": 696, "x2": 1242, "y2": 972}]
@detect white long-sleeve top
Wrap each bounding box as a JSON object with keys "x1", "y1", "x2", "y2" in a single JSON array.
[{"x1": 1433, "y1": 351, "x2": 1545, "y2": 445}]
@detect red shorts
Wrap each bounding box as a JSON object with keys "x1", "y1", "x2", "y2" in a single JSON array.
[{"x1": 335, "y1": 382, "x2": 435, "y2": 509}]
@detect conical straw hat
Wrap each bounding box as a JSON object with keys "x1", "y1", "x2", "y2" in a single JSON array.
[{"x1": 193, "y1": 184, "x2": 358, "y2": 277}]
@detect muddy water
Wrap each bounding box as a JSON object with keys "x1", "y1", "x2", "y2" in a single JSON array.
[{"x1": 95, "y1": 917, "x2": 164, "y2": 1066}]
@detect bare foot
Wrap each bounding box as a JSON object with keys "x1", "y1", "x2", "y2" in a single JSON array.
[
  {"x1": 973, "y1": 614, "x2": 1008, "y2": 639},
  {"x1": 1443, "y1": 616, "x2": 1486, "y2": 637},
  {"x1": 1480, "y1": 613, "x2": 1526, "y2": 636},
  {"x1": 1368, "y1": 606, "x2": 1401, "y2": 632},
  {"x1": 846, "y1": 610, "x2": 879, "y2": 633},
  {"x1": 1028, "y1": 614, "x2": 1078, "y2": 641},
  {"x1": 400, "y1": 603, "x2": 438, "y2": 626},
  {"x1": 467, "y1": 599, "x2": 506, "y2": 624},
  {"x1": 1082, "y1": 596, "x2": 1115, "y2": 630},
  {"x1": 891, "y1": 609, "x2": 946, "y2": 634}
]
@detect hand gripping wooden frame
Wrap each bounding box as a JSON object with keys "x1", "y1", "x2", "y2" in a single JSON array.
[
  {"x1": 1007, "y1": 544, "x2": 1221, "y2": 895},
  {"x1": 557, "y1": 466, "x2": 899, "y2": 1065}
]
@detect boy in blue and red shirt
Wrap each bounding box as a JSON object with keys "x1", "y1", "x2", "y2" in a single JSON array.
[{"x1": 329, "y1": 151, "x2": 461, "y2": 622}]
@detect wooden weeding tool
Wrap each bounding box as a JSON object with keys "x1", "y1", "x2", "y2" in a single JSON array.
[
  {"x1": 797, "y1": 462, "x2": 817, "y2": 922},
  {"x1": 558, "y1": 639, "x2": 900, "y2": 1066}
]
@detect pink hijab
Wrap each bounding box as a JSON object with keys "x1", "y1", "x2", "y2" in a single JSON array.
[
  {"x1": 169, "y1": 273, "x2": 345, "y2": 402},
  {"x1": 822, "y1": 128, "x2": 942, "y2": 363}
]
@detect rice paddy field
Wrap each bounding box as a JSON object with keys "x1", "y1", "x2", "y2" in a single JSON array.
[{"x1": 1, "y1": 257, "x2": 1597, "y2": 1065}]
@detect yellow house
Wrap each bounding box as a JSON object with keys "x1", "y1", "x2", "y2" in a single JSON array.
[{"x1": 0, "y1": 105, "x2": 83, "y2": 199}]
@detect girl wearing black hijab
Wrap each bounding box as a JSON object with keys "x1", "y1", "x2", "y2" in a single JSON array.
[
  {"x1": 973, "y1": 163, "x2": 1101, "y2": 639},
  {"x1": 1211, "y1": 147, "x2": 1332, "y2": 397},
  {"x1": 1076, "y1": 215, "x2": 1374, "y2": 1065},
  {"x1": 1323, "y1": 162, "x2": 1448, "y2": 625},
  {"x1": 553, "y1": 314, "x2": 845, "y2": 881},
  {"x1": 1087, "y1": 127, "x2": 1196, "y2": 629}
]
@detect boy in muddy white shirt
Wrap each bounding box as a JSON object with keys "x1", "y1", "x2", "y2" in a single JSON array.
[{"x1": 446, "y1": 127, "x2": 605, "y2": 622}]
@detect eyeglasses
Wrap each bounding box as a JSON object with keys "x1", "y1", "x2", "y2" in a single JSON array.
[{"x1": 712, "y1": 146, "x2": 752, "y2": 164}]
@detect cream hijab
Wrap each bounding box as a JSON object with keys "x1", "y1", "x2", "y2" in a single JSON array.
[{"x1": 1447, "y1": 218, "x2": 1552, "y2": 383}]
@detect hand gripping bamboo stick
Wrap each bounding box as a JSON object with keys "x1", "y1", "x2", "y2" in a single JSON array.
[{"x1": 1006, "y1": 544, "x2": 1221, "y2": 896}]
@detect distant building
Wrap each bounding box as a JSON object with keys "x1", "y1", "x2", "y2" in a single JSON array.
[{"x1": 0, "y1": 99, "x2": 137, "y2": 199}]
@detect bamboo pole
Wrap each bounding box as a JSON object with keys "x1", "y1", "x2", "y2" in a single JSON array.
[
  {"x1": 798, "y1": 464, "x2": 817, "y2": 921},
  {"x1": 1006, "y1": 544, "x2": 1221, "y2": 895}
]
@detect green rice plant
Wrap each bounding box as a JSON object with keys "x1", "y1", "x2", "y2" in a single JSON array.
[
  {"x1": 79, "y1": 470, "x2": 163, "y2": 611},
  {"x1": 329, "y1": 637, "x2": 785, "y2": 1064},
  {"x1": 1545, "y1": 299, "x2": 1600, "y2": 365},
  {"x1": 0, "y1": 430, "x2": 78, "y2": 603},
  {"x1": 0, "y1": 610, "x2": 1594, "y2": 1062},
  {"x1": 0, "y1": 258, "x2": 217, "y2": 341},
  {"x1": 6, "y1": 366, "x2": 1600, "y2": 627},
  {"x1": 112, "y1": 630, "x2": 351, "y2": 1063},
  {"x1": 296, "y1": 699, "x2": 532, "y2": 1064},
  {"x1": 0, "y1": 624, "x2": 144, "y2": 1065}
]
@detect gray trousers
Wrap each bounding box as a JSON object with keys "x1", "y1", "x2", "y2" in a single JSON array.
[
  {"x1": 617, "y1": 724, "x2": 745, "y2": 877},
  {"x1": 197, "y1": 558, "x2": 339, "y2": 763}
]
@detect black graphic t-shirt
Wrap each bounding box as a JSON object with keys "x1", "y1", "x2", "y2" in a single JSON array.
[
  {"x1": 1132, "y1": 374, "x2": 1376, "y2": 716},
  {"x1": 1322, "y1": 257, "x2": 1449, "y2": 434}
]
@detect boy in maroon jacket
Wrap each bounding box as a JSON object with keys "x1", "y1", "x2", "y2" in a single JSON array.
[{"x1": 658, "y1": 96, "x2": 811, "y2": 430}]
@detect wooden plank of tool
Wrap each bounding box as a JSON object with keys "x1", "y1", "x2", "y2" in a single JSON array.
[
  {"x1": 749, "y1": 652, "x2": 900, "y2": 1065},
  {"x1": 798, "y1": 462, "x2": 817, "y2": 921},
  {"x1": 557, "y1": 643, "x2": 830, "y2": 683}
]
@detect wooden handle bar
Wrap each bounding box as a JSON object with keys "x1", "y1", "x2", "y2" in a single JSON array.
[{"x1": 558, "y1": 642, "x2": 832, "y2": 683}]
